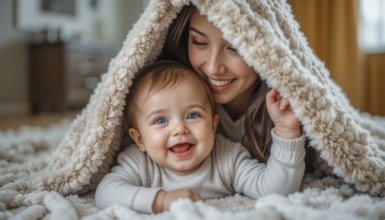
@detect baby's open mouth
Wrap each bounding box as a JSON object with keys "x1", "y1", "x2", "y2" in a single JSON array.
[{"x1": 169, "y1": 143, "x2": 194, "y2": 157}]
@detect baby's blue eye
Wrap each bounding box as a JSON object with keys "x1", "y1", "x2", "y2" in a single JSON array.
[
  {"x1": 155, "y1": 118, "x2": 167, "y2": 125},
  {"x1": 187, "y1": 113, "x2": 200, "y2": 120}
]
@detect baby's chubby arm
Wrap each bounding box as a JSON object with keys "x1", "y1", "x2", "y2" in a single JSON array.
[
  {"x1": 229, "y1": 134, "x2": 305, "y2": 197},
  {"x1": 94, "y1": 145, "x2": 159, "y2": 213}
]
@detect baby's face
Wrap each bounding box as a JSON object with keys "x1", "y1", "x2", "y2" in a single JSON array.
[{"x1": 130, "y1": 79, "x2": 218, "y2": 176}]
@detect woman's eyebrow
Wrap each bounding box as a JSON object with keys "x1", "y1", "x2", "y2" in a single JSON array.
[{"x1": 189, "y1": 27, "x2": 207, "y2": 37}]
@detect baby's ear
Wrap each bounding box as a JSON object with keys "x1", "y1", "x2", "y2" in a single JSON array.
[{"x1": 128, "y1": 128, "x2": 146, "y2": 152}]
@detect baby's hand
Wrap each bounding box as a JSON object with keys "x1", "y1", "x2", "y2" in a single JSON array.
[
  {"x1": 153, "y1": 188, "x2": 201, "y2": 213},
  {"x1": 266, "y1": 89, "x2": 301, "y2": 139}
]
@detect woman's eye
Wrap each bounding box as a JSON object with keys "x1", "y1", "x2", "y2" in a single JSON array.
[
  {"x1": 227, "y1": 46, "x2": 238, "y2": 53},
  {"x1": 187, "y1": 112, "x2": 200, "y2": 120},
  {"x1": 191, "y1": 39, "x2": 206, "y2": 46},
  {"x1": 154, "y1": 118, "x2": 167, "y2": 125}
]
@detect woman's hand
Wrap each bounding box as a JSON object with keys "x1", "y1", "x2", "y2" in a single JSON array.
[
  {"x1": 153, "y1": 188, "x2": 201, "y2": 213},
  {"x1": 266, "y1": 89, "x2": 301, "y2": 139}
]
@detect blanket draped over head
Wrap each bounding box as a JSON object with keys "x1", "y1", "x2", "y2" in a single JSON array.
[{"x1": 1, "y1": 0, "x2": 385, "y2": 219}]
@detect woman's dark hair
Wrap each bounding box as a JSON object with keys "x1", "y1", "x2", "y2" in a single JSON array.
[{"x1": 158, "y1": 5, "x2": 194, "y2": 67}]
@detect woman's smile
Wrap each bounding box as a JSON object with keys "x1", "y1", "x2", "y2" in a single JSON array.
[
  {"x1": 208, "y1": 77, "x2": 234, "y2": 87},
  {"x1": 208, "y1": 77, "x2": 235, "y2": 92}
]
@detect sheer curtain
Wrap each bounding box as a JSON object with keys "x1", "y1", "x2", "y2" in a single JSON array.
[
  {"x1": 287, "y1": 0, "x2": 367, "y2": 112},
  {"x1": 359, "y1": 0, "x2": 385, "y2": 52},
  {"x1": 358, "y1": 0, "x2": 385, "y2": 116}
]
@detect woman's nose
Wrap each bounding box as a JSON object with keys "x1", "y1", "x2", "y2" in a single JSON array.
[{"x1": 205, "y1": 51, "x2": 225, "y2": 75}]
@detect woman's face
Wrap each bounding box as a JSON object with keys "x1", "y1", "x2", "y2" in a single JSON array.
[{"x1": 188, "y1": 10, "x2": 258, "y2": 114}]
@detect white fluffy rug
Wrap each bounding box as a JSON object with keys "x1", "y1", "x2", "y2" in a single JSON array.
[{"x1": 1, "y1": 121, "x2": 384, "y2": 220}]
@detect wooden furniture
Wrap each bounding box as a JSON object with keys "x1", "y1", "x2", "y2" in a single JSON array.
[
  {"x1": 29, "y1": 42, "x2": 65, "y2": 113},
  {"x1": 28, "y1": 41, "x2": 116, "y2": 113}
]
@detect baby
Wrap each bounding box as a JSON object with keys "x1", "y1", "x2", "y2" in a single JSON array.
[{"x1": 95, "y1": 60, "x2": 306, "y2": 213}]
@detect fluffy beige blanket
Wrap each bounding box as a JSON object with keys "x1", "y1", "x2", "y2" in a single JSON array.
[{"x1": 1, "y1": 0, "x2": 385, "y2": 219}]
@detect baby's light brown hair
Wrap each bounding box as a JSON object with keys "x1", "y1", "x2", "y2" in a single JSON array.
[{"x1": 126, "y1": 60, "x2": 215, "y2": 129}]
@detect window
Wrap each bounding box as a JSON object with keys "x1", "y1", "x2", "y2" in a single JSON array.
[{"x1": 359, "y1": 0, "x2": 385, "y2": 52}]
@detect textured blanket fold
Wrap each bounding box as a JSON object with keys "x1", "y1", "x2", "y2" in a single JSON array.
[{"x1": 1, "y1": 0, "x2": 385, "y2": 219}]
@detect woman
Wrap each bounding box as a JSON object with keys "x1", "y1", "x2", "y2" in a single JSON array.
[{"x1": 158, "y1": 5, "x2": 314, "y2": 166}]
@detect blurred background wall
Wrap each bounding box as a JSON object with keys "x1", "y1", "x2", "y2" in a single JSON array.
[{"x1": 0, "y1": 0, "x2": 146, "y2": 115}]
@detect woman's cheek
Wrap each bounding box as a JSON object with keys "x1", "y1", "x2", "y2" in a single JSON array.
[{"x1": 188, "y1": 47, "x2": 201, "y2": 68}]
